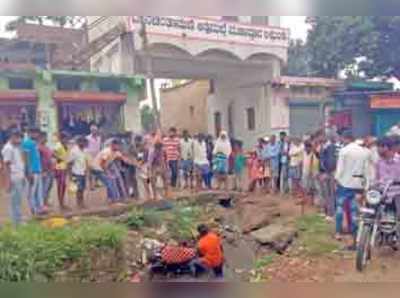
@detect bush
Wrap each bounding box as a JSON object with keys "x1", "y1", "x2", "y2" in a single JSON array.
[
  {"x1": 167, "y1": 206, "x2": 202, "y2": 241},
  {"x1": 124, "y1": 208, "x2": 163, "y2": 230},
  {"x1": 0, "y1": 221, "x2": 127, "y2": 282}
]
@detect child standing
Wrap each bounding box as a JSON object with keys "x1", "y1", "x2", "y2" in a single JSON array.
[
  {"x1": 233, "y1": 141, "x2": 246, "y2": 192},
  {"x1": 247, "y1": 151, "x2": 262, "y2": 192}
]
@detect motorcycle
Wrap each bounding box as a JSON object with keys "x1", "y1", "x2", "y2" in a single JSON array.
[
  {"x1": 356, "y1": 180, "x2": 400, "y2": 272},
  {"x1": 146, "y1": 249, "x2": 195, "y2": 281}
]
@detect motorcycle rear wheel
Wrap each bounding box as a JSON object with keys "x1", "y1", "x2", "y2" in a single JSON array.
[{"x1": 356, "y1": 225, "x2": 372, "y2": 272}]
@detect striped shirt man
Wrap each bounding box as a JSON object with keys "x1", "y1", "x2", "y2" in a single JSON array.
[{"x1": 163, "y1": 137, "x2": 181, "y2": 162}]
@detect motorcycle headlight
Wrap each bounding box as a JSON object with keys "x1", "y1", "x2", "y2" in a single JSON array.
[{"x1": 366, "y1": 190, "x2": 382, "y2": 205}]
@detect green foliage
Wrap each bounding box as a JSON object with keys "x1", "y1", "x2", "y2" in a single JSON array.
[
  {"x1": 0, "y1": 221, "x2": 127, "y2": 282},
  {"x1": 124, "y1": 208, "x2": 163, "y2": 230},
  {"x1": 166, "y1": 205, "x2": 202, "y2": 241},
  {"x1": 306, "y1": 16, "x2": 400, "y2": 79},
  {"x1": 284, "y1": 39, "x2": 313, "y2": 77},
  {"x1": 255, "y1": 254, "x2": 276, "y2": 270},
  {"x1": 295, "y1": 214, "x2": 339, "y2": 256}
]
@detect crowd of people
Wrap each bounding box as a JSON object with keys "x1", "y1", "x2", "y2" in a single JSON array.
[{"x1": 2, "y1": 122, "x2": 400, "y2": 240}]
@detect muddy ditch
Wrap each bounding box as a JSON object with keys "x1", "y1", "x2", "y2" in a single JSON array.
[{"x1": 108, "y1": 192, "x2": 303, "y2": 281}]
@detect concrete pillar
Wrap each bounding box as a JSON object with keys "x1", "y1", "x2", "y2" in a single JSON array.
[
  {"x1": 35, "y1": 70, "x2": 58, "y2": 145},
  {"x1": 123, "y1": 78, "x2": 143, "y2": 133}
]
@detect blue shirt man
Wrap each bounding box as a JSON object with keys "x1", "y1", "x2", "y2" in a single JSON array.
[
  {"x1": 266, "y1": 136, "x2": 280, "y2": 175},
  {"x1": 22, "y1": 136, "x2": 42, "y2": 174},
  {"x1": 22, "y1": 128, "x2": 44, "y2": 215}
]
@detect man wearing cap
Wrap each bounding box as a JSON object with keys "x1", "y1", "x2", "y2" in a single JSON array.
[{"x1": 2, "y1": 130, "x2": 25, "y2": 225}]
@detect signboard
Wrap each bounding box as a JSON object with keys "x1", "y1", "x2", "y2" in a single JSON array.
[
  {"x1": 370, "y1": 95, "x2": 400, "y2": 109},
  {"x1": 128, "y1": 16, "x2": 289, "y2": 48}
]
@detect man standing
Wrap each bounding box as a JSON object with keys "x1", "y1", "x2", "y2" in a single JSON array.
[
  {"x1": 38, "y1": 132, "x2": 54, "y2": 208},
  {"x1": 92, "y1": 139, "x2": 123, "y2": 204},
  {"x1": 2, "y1": 130, "x2": 25, "y2": 225},
  {"x1": 376, "y1": 137, "x2": 400, "y2": 219},
  {"x1": 22, "y1": 127, "x2": 44, "y2": 216},
  {"x1": 68, "y1": 137, "x2": 89, "y2": 209},
  {"x1": 163, "y1": 127, "x2": 181, "y2": 188},
  {"x1": 278, "y1": 132, "x2": 290, "y2": 194},
  {"x1": 180, "y1": 130, "x2": 194, "y2": 189},
  {"x1": 335, "y1": 132, "x2": 369, "y2": 247},
  {"x1": 86, "y1": 125, "x2": 102, "y2": 191},
  {"x1": 266, "y1": 135, "x2": 280, "y2": 193},
  {"x1": 193, "y1": 134, "x2": 212, "y2": 190},
  {"x1": 54, "y1": 132, "x2": 70, "y2": 211},
  {"x1": 320, "y1": 134, "x2": 340, "y2": 219}
]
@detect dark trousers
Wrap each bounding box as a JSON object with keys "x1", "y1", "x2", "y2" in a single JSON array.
[
  {"x1": 190, "y1": 259, "x2": 224, "y2": 278},
  {"x1": 169, "y1": 160, "x2": 179, "y2": 188}
]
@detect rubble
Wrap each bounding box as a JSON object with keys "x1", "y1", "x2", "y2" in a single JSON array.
[{"x1": 250, "y1": 224, "x2": 297, "y2": 254}]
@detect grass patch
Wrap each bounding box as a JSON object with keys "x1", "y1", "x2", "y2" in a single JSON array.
[
  {"x1": 255, "y1": 254, "x2": 276, "y2": 270},
  {"x1": 124, "y1": 203, "x2": 204, "y2": 242},
  {"x1": 0, "y1": 221, "x2": 127, "y2": 282},
  {"x1": 295, "y1": 214, "x2": 340, "y2": 256},
  {"x1": 165, "y1": 205, "x2": 202, "y2": 241},
  {"x1": 124, "y1": 208, "x2": 164, "y2": 230}
]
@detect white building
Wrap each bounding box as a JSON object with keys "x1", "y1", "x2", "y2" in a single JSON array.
[{"x1": 87, "y1": 16, "x2": 289, "y2": 147}]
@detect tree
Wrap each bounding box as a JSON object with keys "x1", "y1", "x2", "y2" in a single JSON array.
[
  {"x1": 306, "y1": 16, "x2": 400, "y2": 80},
  {"x1": 284, "y1": 39, "x2": 313, "y2": 76},
  {"x1": 358, "y1": 16, "x2": 400, "y2": 80},
  {"x1": 140, "y1": 105, "x2": 156, "y2": 133},
  {"x1": 306, "y1": 16, "x2": 372, "y2": 78}
]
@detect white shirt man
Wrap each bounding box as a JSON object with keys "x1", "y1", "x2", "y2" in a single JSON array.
[
  {"x1": 2, "y1": 132, "x2": 26, "y2": 225},
  {"x1": 68, "y1": 144, "x2": 88, "y2": 176},
  {"x1": 180, "y1": 137, "x2": 194, "y2": 161},
  {"x1": 193, "y1": 139, "x2": 208, "y2": 166},
  {"x1": 335, "y1": 141, "x2": 370, "y2": 190}
]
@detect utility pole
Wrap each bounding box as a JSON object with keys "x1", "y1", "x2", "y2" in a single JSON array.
[{"x1": 140, "y1": 18, "x2": 161, "y2": 130}]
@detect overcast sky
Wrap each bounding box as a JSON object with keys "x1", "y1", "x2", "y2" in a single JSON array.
[{"x1": 0, "y1": 16, "x2": 309, "y2": 39}]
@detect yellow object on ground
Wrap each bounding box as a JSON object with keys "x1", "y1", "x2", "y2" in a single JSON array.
[{"x1": 42, "y1": 217, "x2": 69, "y2": 229}]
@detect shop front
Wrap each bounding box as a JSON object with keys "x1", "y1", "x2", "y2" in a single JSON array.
[
  {"x1": 0, "y1": 90, "x2": 37, "y2": 144},
  {"x1": 370, "y1": 94, "x2": 400, "y2": 137},
  {"x1": 53, "y1": 91, "x2": 127, "y2": 137}
]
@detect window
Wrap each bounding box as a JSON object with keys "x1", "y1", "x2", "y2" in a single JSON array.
[
  {"x1": 246, "y1": 107, "x2": 256, "y2": 131},
  {"x1": 251, "y1": 16, "x2": 269, "y2": 26},
  {"x1": 214, "y1": 112, "x2": 222, "y2": 136},
  {"x1": 189, "y1": 105, "x2": 195, "y2": 116},
  {"x1": 57, "y1": 77, "x2": 81, "y2": 91},
  {"x1": 97, "y1": 78, "x2": 121, "y2": 92},
  {"x1": 8, "y1": 77, "x2": 34, "y2": 90}
]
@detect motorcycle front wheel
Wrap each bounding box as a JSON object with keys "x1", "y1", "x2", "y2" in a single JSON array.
[{"x1": 356, "y1": 225, "x2": 372, "y2": 272}]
